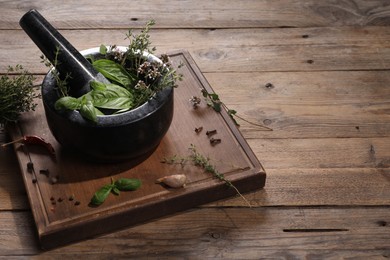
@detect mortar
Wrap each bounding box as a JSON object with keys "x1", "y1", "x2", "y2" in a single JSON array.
[{"x1": 20, "y1": 10, "x2": 174, "y2": 162}]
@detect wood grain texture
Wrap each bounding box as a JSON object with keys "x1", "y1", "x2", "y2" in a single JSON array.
[
  {"x1": 1, "y1": 0, "x2": 390, "y2": 29},
  {"x1": 5, "y1": 51, "x2": 265, "y2": 249},
  {"x1": 1, "y1": 27, "x2": 390, "y2": 73},
  {"x1": 0, "y1": 0, "x2": 389, "y2": 257},
  {"x1": 0, "y1": 207, "x2": 389, "y2": 257}
]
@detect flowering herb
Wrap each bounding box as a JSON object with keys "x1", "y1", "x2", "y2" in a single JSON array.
[
  {"x1": 0, "y1": 65, "x2": 40, "y2": 125},
  {"x1": 54, "y1": 20, "x2": 183, "y2": 122}
]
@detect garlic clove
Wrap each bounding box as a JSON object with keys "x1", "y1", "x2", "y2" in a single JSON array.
[{"x1": 156, "y1": 174, "x2": 186, "y2": 188}]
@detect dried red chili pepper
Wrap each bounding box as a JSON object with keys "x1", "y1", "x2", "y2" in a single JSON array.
[{"x1": 1, "y1": 135, "x2": 55, "y2": 156}]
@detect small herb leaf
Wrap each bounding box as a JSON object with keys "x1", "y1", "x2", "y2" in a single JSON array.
[
  {"x1": 114, "y1": 178, "x2": 142, "y2": 191},
  {"x1": 90, "y1": 184, "x2": 113, "y2": 206},
  {"x1": 92, "y1": 59, "x2": 136, "y2": 88},
  {"x1": 112, "y1": 187, "x2": 121, "y2": 196},
  {"x1": 99, "y1": 44, "x2": 107, "y2": 55},
  {"x1": 55, "y1": 96, "x2": 81, "y2": 110},
  {"x1": 80, "y1": 100, "x2": 98, "y2": 122}
]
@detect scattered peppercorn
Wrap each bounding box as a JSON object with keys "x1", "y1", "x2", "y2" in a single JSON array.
[
  {"x1": 39, "y1": 169, "x2": 50, "y2": 176},
  {"x1": 32, "y1": 178, "x2": 37, "y2": 184},
  {"x1": 74, "y1": 201, "x2": 81, "y2": 206},
  {"x1": 27, "y1": 162, "x2": 34, "y2": 173}
]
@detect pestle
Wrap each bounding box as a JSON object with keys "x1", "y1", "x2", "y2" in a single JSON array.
[{"x1": 19, "y1": 9, "x2": 109, "y2": 97}]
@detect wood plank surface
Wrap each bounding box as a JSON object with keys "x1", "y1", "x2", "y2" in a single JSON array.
[
  {"x1": 0, "y1": 207, "x2": 389, "y2": 257},
  {"x1": 1, "y1": 0, "x2": 390, "y2": 29},
  {"x1": 0, "y1": 0, "x2": 389, "y2": 257},
  {"x1": 1, "y1": 27, "x2": 390, "y2": 74}
]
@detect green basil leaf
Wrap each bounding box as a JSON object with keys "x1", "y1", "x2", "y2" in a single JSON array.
[
  {"x1": 54, "y1": 96, "x2": 81, "y2": 111},
  {"x1": 89, "y1": 83, "x2": 134, "y2": 110},
  {"x1": 114, "y1": 178, "x2": 142, "y2": 191},
  {"x1": 90, "y1": 184, "x2": 113, "y2": 206},
  {"x1": 80, "y1": 100, "x2": 98, "y2": 122},
  {"x1": 90, "y1": 80, "x2": 107, "y2": 91},
  {"x1": 112, "y1": 187, "x2": 120, "y2": 196},
  {"x1": 93, "y1": 97, "x2": 133, "y2": 110},
  {"x1": 92, "y1": 59, "x2": 136, "y2": 88}
]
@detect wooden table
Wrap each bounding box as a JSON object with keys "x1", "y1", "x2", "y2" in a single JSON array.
[{"x1": 1, "y1": 0, "x2": 389, "y2": 258}]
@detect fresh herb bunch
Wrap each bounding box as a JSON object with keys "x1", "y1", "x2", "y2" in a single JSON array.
[
  {"x1": 0, "y1": 65, "x2": 40, "y2": 125},
  {"x1": 55, "y1": 20, "x2": 183, "y2": 122}
]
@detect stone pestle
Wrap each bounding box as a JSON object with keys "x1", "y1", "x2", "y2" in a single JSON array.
[{"x1": 19, "y1": 9, "x2": 109, "y2": 98}]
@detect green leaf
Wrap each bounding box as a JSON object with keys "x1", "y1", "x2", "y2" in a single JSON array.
[
  {"x1": 112, "y1": 187, "x2": 120, "y2": 196},
  {"x1": 92, "y1": 59, "x2": 136, "y2": 88},
  {"x1": 209, "y1": 93, "x2": 219, "y2": 101},
  {"x1": 89, "y1": 83, "x2": 134, "y2": 110},
  {"x1": 55, "y1": 96, "x2": 81, "y2": 111},
  {"x1": 90, "y1": 184, "x2": 113, "y2": 206},
  {"x1": 211, "y1": 101, "x2": 221, "y2": 112},
  {"x1": 99, "y1": 44, "x2": 107, "y2": 55},
  {"x1": 80, "y1": 100, "x2": 98, "y2": 122},
  {"x1": 114, "y1": 178, "x2": 142, "y2": 191},
  {"x1": 228, "y1": 109, "x2": 239, "y2": 126},
  {"x1": 90, "y1": 80, "x2": 107, "y2": 91},
  {"x1": 94, "y1": 97, "x2": 133, "y2": 110}
]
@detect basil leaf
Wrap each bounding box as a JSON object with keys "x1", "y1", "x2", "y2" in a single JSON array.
[
  {"x1": 114, "y1": 178, "x2": 142, "y2": 191},
  {"x1": 55, "y1": 96, "x2": 81, "y2": 110},
  {"x1": 91, "y1": 83, "x2": 132, "y2": 99},
  {"x1": 80, "y1": 100, "x2": 98, "y2": 122},
  {"x1": 90, "y1": 80, "x2": 107, "y2": 91},
  {"x1": 89, "y1": 83, "x2": 134, "y2": 110},
  {"x1": 90, "y1": 184, "x2": 113, "y2": 206},
  {"x1": 112, "y1": 187, "x2": 120, "y2": 196},
  {"x1": 92, "y1": 59, "x2": 136, "y2": 88},
  {"x1": 94, "y1": 97, "x2": 133, "y2": 110}
]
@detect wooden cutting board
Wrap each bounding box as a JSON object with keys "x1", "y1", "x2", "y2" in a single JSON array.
[{"x1": 8, "y1": 50, "x2": 266, "y2": 249}]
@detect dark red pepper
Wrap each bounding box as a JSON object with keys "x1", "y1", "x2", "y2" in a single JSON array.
[{"x1": 2, "y1": 135, "x2": 55, "y2": 156}]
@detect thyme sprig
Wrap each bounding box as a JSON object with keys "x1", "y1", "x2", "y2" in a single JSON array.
[
  {"x1": 0, "y1": 65, "x2": 40, "y2": 125},
  {"x1": 201, "y1": 89, "x2": 273, "y2": 131},
  {"x1": 40, "y1": 46, "x2": 71, "y2": 97},
  {"x1": 162, "y1": 144, "x2": 252, "y2": 207}
]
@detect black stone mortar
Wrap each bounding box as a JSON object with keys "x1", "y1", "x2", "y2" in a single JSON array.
[{"x1": 20, "y1": 10, "x2": 174, "y2": 162}]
